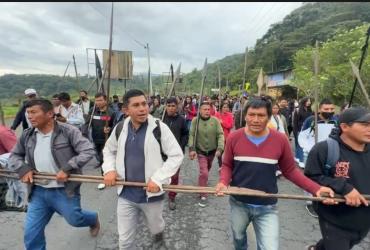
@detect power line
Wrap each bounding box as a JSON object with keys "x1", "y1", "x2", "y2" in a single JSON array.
[
  {"x1": 87, "y1": 2, "x2": 147, "y2": 49},
  {"x1": 249, "y1": 2, "x2": 283, "y2": 36}
]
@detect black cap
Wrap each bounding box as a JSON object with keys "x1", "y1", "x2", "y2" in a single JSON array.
[{"x1": 338, "y1": 107, "x2": 370, "y2": 124}]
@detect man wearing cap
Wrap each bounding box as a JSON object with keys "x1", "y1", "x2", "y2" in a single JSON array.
[
  {"x1": 11, "y1": 88, "x2": 38, "y2": 131},
  {"x1": 305, "y1": 107, "x2": 370, "y2": 250}
]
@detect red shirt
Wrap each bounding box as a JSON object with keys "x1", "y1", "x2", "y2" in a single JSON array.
[
  {"x1": 214, "y1": 111, "x2": 234, "y2": 140},
  {"x1": 0, "y1": 125, "x2": 17, "y2": 154}
]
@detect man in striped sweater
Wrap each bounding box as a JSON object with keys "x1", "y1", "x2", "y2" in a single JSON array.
[{"x1": 215, "y1": 97, "x2": 336, "y2": 250}]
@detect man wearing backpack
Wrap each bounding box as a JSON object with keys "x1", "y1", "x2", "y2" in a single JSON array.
[
  {"x1": 299, "y1": 98, "x2": 338, "y2": 217},
  {"x1": 305, "y1": 107, "x2": 370, "y2": 250},
  {"x1": 102, "y1": 89, "x2": 184, "y2": 250}
]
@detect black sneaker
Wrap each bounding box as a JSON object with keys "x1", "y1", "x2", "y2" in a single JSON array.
[
  {"x1": 168, "y1": 199, "x2": 176, "y2": 210},
  {"x1": 153, "y1": 232, "x2": 167, "y2": 249},
  {"x1": 306, "y1": 204, "x2": 318, "y2": 218}
]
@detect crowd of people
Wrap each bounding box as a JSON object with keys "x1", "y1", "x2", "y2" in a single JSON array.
[{"x1": 0, "y1": 87, "x2": 369, "y2": 250}]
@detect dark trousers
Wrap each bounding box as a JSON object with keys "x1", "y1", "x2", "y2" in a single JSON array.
[
  {"x1": 94, "y1": 143, "x2": 105, "y2": 176},
  {"x1": 168, "y1": 169, "x2": 180, "y2": 201},
  {"x1": 315, "y1": 216, "x2": 368, "y2": 250}
]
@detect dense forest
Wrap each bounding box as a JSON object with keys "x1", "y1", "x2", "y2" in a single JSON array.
[{"x1": 1, "y1": 2, "x2": 370, "y2": 105}]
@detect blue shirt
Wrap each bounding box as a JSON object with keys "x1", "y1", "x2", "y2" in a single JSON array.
[
  {"x1": 246, "y1": 134, "x2": 269, "y2": 146},
  {"x1": 121, "y1": 121, "x2": 163, "y2": 203}
]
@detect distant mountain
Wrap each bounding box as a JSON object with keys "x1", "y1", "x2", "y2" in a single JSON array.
[{"x1": 183, "y1": 2, "x2": 370, "y2": 95}]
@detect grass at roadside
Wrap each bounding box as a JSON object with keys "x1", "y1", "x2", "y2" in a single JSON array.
[{"x1": 2, "y1": 106, "x2": 19, "y2": 118}]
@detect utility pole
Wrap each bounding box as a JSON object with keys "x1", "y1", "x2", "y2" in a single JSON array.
[{"x1": 145, "y1": 43, "x2": 153, "y2": 96}]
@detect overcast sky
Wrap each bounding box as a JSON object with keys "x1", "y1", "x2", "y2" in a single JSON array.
[{"x1": 0, "y1": 2, "x2": 303, "y2": 76}]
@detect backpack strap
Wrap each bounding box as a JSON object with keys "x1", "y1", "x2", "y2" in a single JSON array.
[
  {"x1": 115, "y1": 121, "x2": 124, "y2": 141},
  {"x1": 153, "y1": 120, "x2": 168, "y2": 161},
  {"x1": 115, "y1": 119, "x2": 168, "y2": 161},
  {"x1": 324, "y1": 137, "x2": 340, "y2": 175}
]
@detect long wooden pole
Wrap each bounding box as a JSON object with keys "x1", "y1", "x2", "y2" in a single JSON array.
[
  {"x1": 193, "y1": 58, "x2": 208, "y2": 149},
  {"x1": 350, "y1": 60, "x2": 370, "y2": 108},
  {"x1": 72, "y1": 55, "x2": 81, "y2": 91},
  {"x1": 106, "y1": 2, "x2": 114, "y2": 103},
  {"x1": 314, "y1": 41, "x2": 319, "y2": 144},
  {"x1": 217, "y1": 64, "x2": 222, "y2": 112},
  {"x1": 240, "y1": 47, "x2": 248, "y2": 128},
  {"x1": 2, "y1": 170, "x2": 369, "y2": 203},
  {"x1": 56, "y1": 61, "x2": 71, "y2": 92},
  {"x1": 161, "y1": 63, "x2": 182, "y2": 121}
]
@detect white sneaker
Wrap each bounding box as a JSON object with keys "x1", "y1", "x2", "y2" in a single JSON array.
[
  {"x1": 298, "y1": 162, "x2": 305, "y2": 169},
  {"x1": 276, "y1": 170, "x2": 282, "y2": 177},
  {"x1": 97, "y1": 183, "x2": 106, "y2": 190},
  {"x1": 198, "y1": 197, "x2": 207, "y2": 207},
  {"x1": 294, "y1": 157, "x2": 300, "y2": 163}
]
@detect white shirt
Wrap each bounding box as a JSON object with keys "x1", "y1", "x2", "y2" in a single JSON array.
[
  {"x1": 60, "y1": 103, "x2": 85, "y2": 127},
  {"x1": 34, "y1": 130, "x2": 64, "y2": 188}
]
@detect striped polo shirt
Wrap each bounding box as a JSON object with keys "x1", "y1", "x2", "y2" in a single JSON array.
[{"x1": 220, "y1": 128, "x2": 320, "y2": 205}]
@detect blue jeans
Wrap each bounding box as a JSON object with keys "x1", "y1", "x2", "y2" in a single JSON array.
[
  {"x1": 229, "y1": 196, "x2": 279, "y2": 250},
  {"x1": 186, "y1": 120, "x2": 192, "y2": 132},
  {"x1": 294, "y1": 137, "x2": 304, "y2": 162},
  {"x1": 24, "y1": 186, "x2": 97, "y2": 250}
]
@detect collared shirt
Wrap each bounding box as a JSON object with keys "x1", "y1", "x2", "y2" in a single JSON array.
[
  {"x1": 79, "y1": 100, "x2": 91, "y2": 115},
  {"x1": 121, "y1": 120, "x2": 163, "y2": 203},
  {"x1": 34, "y1": 129, "x2": 64, "y2": 188},
  {"x1": 60, "y1": 103, "x2": 85, "y2": 127}
]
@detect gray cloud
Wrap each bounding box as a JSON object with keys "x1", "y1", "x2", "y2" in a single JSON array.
[{"x1": 0, "y1": 2, "x2": 303, "y2": 76}]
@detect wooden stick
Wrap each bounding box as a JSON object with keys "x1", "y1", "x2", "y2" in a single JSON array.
[{"x1": 2, "y1": 171, "x2": 370, "y2": 203}]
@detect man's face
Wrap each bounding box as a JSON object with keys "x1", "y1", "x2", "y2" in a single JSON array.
[
  {"x1": 245, "y1": 107, "x2": 269, "y2": 134},
  {"x1": 80, "y1": 92, "x2": 87, "y2": 98},
  {"x1": 27, "y1": 105, "x2": 53, "y2": 128},
  {"x1": 279, "y1": 100, "x2": 287, "y2": 108},
  {"x1": 320, "y1": 104, "x2": 335, "y2": 113},
  {"x1": 126, "y1": 95, "x2": 149, "y2": 124},
  {"x1": 166, "y1": 102, "x2": 177, "y2": 116},
  {"x1": 200, "y1": 104, "x2": 211, "y2": 119},
  {"x1": 113, "y1": 97, "x2": 119, "y2": 103},
  {"x1": 60, "y1": 100, "x2": 71, "y2": 108},
  {"x1": 51, "y1": 98, "x2": 60, "y2": 107},
  {"x1": 341, "y1": 122, "x2": 370, "y2": 144},
  {"x1": 95, "y1": 96, "x2": 107, "y2": 109}
]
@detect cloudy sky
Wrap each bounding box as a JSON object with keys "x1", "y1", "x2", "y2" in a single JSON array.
[{"x1": 0, "y1": 2, "x2": 303, "y2": 76}]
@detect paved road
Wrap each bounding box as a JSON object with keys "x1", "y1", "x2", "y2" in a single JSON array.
[{"x1": 1, "y1": 148, "x2": 369, "y2": 249}]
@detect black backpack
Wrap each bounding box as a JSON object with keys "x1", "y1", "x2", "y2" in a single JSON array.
[{"x1": 115, "y1": 119, "x2": 168, "y2": 161}]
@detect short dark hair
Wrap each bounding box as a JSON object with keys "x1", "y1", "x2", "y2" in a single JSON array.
[
  {"x1": 58, "y1": 92, "x2": 71, "y2": 101},
  {"x1": 113, "y1": 95, "x2": 118, "y2": 98},
  {"x1": 80, "y1": 90, "x2": 87, "y2": 95},
  {"x1": 243, "y1": 97, "x2": 272, "y2": 118},
  {"x1": 25, "y1": 98, "x2": 53, "y2": 113},
  {"x1": 95, "y1": 92, "x2": 107, "y2": 99},
  {"x1": 123, "y1": 89, "x2": 146, "y2": 107},
  {"x1": 52, "y1": 94, "x2": 59, "y2": 99},
  {"x1": 200, "y1": 101, "x2": 211, "y2": 108},
  {"x1": 166, "y1": 97, "x2": 178, "y2": 105},
  {"x1": 319, "y1": 98, "x2": 333, "y2": 108}
]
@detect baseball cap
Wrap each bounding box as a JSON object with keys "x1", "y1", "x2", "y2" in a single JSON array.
[
  {"x1": 24, "y1": 88, "x2": 37, "y2": 96},
  {"x1": 338, "y1": 107, "x2": 370, "y2": 124}
]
